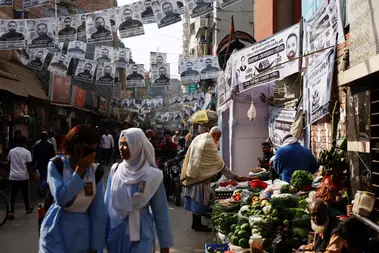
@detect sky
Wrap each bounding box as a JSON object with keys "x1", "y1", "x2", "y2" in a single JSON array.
[{"x1": 118, "y1": 0, "x2": 184, "y2": 79}]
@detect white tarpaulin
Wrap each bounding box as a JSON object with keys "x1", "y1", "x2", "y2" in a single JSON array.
[{"x1": 268, "y1": 106, "x2": 297, "y2": 148}]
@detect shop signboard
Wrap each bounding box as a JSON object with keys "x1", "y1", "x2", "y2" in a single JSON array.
[{"x1": 50, "y1": 75, "x2": 72, "y2": 104}]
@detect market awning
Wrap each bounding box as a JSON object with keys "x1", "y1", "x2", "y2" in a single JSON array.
[{"x1": 0, "y1": 60, "x2": 49, "y2": 101}]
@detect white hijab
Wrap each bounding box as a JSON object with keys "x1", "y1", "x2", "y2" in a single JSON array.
[{"x1": 109, "y1": 128, "x2": 156, "y2": 229}]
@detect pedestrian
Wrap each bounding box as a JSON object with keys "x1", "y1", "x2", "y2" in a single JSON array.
[
  {"x1": 9, "y1": 129, "x2": 22, "y2": 150},
  {"x1": 7, "y1": 135, "x2": 34, "y2": 220},
  {"x1": 101, "y1": 129, "x2": 114, "y2": 165},
  {"x1": 39, "y1": 125, "x2": 106, "y2": 253},
  {"x1": 48, "y1": 131, "x2": 57, "y2": 154},
  {"x1": 172, "y1": 131, "x2": 179, "y2": 144},
  {"x1": 104, "y1": 128, "x2": 173, "y2": 253},
  {"x1": 33, "y1": 131, "x2": 56, "y2": 196}
]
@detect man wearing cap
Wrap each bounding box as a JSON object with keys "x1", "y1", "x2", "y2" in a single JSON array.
[
  {"x1": 273, "y1": 133, "x2": 319, "y2": 183},
  {"x1": 172, "y1": 131, "x2": 180, "y2": 144}
]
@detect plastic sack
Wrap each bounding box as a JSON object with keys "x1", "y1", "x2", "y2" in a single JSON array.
[
  {"x1": 315, "y1": 174, "x2": 340, "y2": 204},
  {"x1": 247, "y1": 101, "x2": 256, "y2": 121},
  {"x1": 238, "y1": 205, "x2": 252, "y2": 222},
  {"x1": 264, "y1": 179, "x2": 288, "y2": 193}
]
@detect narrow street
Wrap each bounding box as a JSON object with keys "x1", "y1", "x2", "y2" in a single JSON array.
[{"x1": 0, "y1": 164, "x2": 211, "y2": 253}]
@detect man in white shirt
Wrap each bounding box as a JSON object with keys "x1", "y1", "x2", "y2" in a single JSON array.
[
  {"x1": 7, "y1": 135, "x2": 34, "y2": 220},
  {"x1": 172, "y1": 131, "x2": 180, "y2": 144},
  {"x1": 101, "y1": 129, "x2": 114, "y2": 165}
]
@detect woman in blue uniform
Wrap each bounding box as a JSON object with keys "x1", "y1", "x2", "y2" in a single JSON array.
[
  {"x1": 105, "y1": 128, "x2": 173, "y2": 253},
  {"x1": 39, "y1": 125, "x2": 106, "y2": 253}
]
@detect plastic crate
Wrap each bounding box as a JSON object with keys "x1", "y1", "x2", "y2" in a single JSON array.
[
  {"x1": 205, "y1": 243, "x2": 229, "y2": 253},
  {"x1": 215, "y1": 191, "x2": 234, "y2": 200}
]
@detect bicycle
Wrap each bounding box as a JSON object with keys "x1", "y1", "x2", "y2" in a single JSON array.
[{"x1": 0, "y1": 190, "x2": 9, "y2": 227}]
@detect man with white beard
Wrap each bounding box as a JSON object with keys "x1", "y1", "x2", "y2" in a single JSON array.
[{"x1": 294, "y1": 199, "x2": 344, "y2": 253}]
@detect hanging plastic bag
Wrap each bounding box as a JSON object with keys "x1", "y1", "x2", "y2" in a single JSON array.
[{"x1": 247, "y1": 101, "x2": 256, "y2": 121}]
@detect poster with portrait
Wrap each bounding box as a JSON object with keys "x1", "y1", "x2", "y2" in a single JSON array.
[
  {"x1": 152, "y1": 0, "x2": 181, "y2": 28},
  {"x1": 176, "y1": 0, "x2": 185, "y2": 14},
  {"x1": 303, "y1": 0, "x2": 344, "y2": 66},
  {"x1": 48, "y1": 53, "x2": 72, "y2": 76},
  {"x1": 155, "y1": 97, "x2": 163, "y2": 107},
  {"x1": 170, "y1": 96, "x2": 182, "y2": 107},
  {"x1": 304, "y1": 47, "x2": 335, "y2": 124},
  {"x1": 151, "y1": 63, "x2": 170, "y2": 87},
  {"x1": 178, "y1": 54, "x2": 195, "y2": 73},
  {"x1": 117, "y1": 3, "x2": 145, "y2": 38},
  {"x1": 15, "y1": 49, "x2": 31, "y2": 66},
  {"x1": 140, "y1": 0, "x2": 156, "y2": 24},
  {"x1": 0, "y1": 0, "x2": 12, "y2": 5},
  {"x1": 67, "y1": 40, "x2": 87, "y2": 59},
  {"x1": 218, "y1": 0, "x2": 241, "y2": 8},
  {"x1": 27, "y1": 18, "x2": 55, "y2": 49},
  {"x1": 115, "y1": 47, "x2": 130, "y2": 68},
  {"x1": 94, "y1": 45, "x2": 115, "y2": 63},
  {"x1": 27, "y1": 48, "x2": 48, "y2": 70},
  {"x1": 86, "y1": 11, "x2": 113, "y2": 43},
  {"x1": 103, "y1": 8, "x2": 117, "y2": 33},
  {"x1": 150, "y1": 51, "x2": 167, "y2": 65},
  {"x1": 268, "y1": 106, "x2": 297, "y2": 148},
  {"x1": 217, "y1": 75, "x2": 226, "y2": 107},
  {"x1": 182, "y1": 94, "x2": 192, "y2": 104},
  {"x1": 199, "y1": 55, "x2": 221, "y2": 80},
  {"x1": 233, "y1": 23, "x2": 300, "y2": 93},
  {"x1": 0, "y1": 20, "x2": 26, "y2": 50},
  {"x1": 76, "y1": 14, "x2": 87, "y2": 42},
  {"x1": 185, "y1": 0, "x2": 213, "y2": 18},
  {"x1": 57, "y1": 15, "x2": 79, "y2": 42},
  {"x1": 74, "y1": 59, "x2": 97, "y2": 83},
  {"x1": 96, "y1": 62, "x2": 116, "y2": 85},
  {"x1": 22, "y1": 0, "x2": 49, "y2": 8},
  {"x1": 180, "y1": 59, "x2": 201, "y2": 84},
  {"x1": 126, "y1": 64, "x2": 145, "y2": 87},
  {"x1": 48, "y1": 41, "x2": 64, "y2": 54}
]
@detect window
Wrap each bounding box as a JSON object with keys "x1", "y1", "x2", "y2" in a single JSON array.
[{"x1": 190, "y1": 23, "x2": 195, "y2": 35}]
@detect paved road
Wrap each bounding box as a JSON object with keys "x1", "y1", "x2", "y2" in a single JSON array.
[{"x1": 0, "y1": 164, "x2": 211, "y2": 253}]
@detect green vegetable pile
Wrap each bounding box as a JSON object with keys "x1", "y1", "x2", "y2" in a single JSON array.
[
  {"x1": 228, "y1": 222, "x2": 251, "y2": 248},
  {"x1": 290, "y1": 170, "x2": 314, "y2": 190},
  {"x1": 280, "y1": 184, "x2": 296, "y2": 194}
]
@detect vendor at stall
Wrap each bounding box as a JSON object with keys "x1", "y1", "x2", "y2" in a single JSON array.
[
  {"x1": 181, "y1": 130, "x2": 251, "y2": 232},
  {"x1": 294, "y1": 199, "x2": 343, "y2": 253},
  {"x1": 274, "y1": 133, "x2": 318, "y2": 183},
  {"x1": 210, "y1": 126, "x2": 222, "y2": 150},
  {"x1": 258, "y1": 142, "x2": 273, "y2": 169}
]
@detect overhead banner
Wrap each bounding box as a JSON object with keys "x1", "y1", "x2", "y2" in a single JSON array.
[
  {"x1": 151, "y1": 63, "x2": 171, "y2": 87},
  {"x1": 27, "y1": 48, "x2": 48, "y2": 70},
  {"x1": 200, "y1": 55, "x2": 221, "y2": 80},
  {"x1": 233, "y1": 23, "x2": 300, "y2": 92},
  {"x1": 67, "y1": 40, "x2": 87, "y2": 59},
  {"x1": 152, "y1": 0, "x2": 182, "y2": 29},
  {"x1": 48, "y1": 53, "x2": 71, "y2": 76},
  {"x1": 74, "y1": 59, "x2": 97, "y2": 83},
  {"x1": 304, "y1": 47, "x2": 335, "y2": 124},
  {"x1": 50, "y1": 75, "x2": 72, "y2": 104},
  {"x1": 27, "y1": 18, "x2": 55, "y2": 49},
  {"x1": 96, "y1": 62, "x2": 116, "y2": 85},
  {"x1": 117, "y1": 3, "x2": 145, "y2": 38},
  {"x1": 86, "y1": 11, "x2": 113, "y2": 43},
  {"x1": 303, "y1": 0, "x2": 345, "y2": 62},
  {"x1": 180, "y1": 59, "x2": 201, "y2": 84},
  {"x1": 126, "y1": 64, "x2": 145, "y2": 87},
  {"x1": 0, "y1": 20, "x2": 26, "y2": 50},
  {"x1": 141, "y1": 0, "x2": 156, "y2": 24},
  {"x1": 115, "y1": 48, "x2": 130, "y2": 68},
  {"x1": 268, "y1": 106, "x2": 297, "y2": 148},
  {"x1": 57, "y1": 15, "x2": 79, "y2": 42},
  {"x1": 185, "y1": 0, "x2": 213, "y2": 18}
]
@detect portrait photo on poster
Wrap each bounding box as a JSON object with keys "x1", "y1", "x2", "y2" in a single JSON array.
[
  {"x1": 57, "y1": 15, "x2": 79, "y2": 42},
  {"x1": 16, "y1": 48, "x2": 31, "y2": 66},
  {"x1": 115, "y1": 48, "x2": 130, "y2": 68},
  {"x1": 96, "y1": 62, "x2": 116, "y2": 85},
  {"x1": 48, "y1": 53, "x2": 72, "y2": 76},
  {"x1": 49, "y1": 41, "x2": 64, "y2": 54},
  {"x1": 150, "y1": 51, "x2": 167, "y2": 65},
  {"x1": 27, "y1": 18, "x2": 55, "y2": 49},
  {"x1": 27, "y1": 48, "x2": 48, "y2": 70},
  {"x1": 199, "y1": 55, "x2": 220, "y2": 80},
  {"x1": 67, "y1": 40, "x2": 87, "y2": 59},
  {"x1": 141, "y1": 0, "x2": 157, "y2": 24},
  {"x1": 186, "y1": 0, "x2": 213, "y2": 18},
  {"x1": 102, "y1": 8, "x2": 117, "y2": 33},
  {"x1": 180, "y1": 59, "x2": 200, "y2": 84},
  {"x1": 74, "y1": 59, "x2": 97, "y2": 83},
  {"x1": 151, "y1": 63, "x2": 170, "y2": 87},
  {"x1": 152, "y1": 0, "x2": 181, "y2": 28},
  {"x1": 86, "y1": 12, "x2": 113, "y2": 43},
  {"x1": 126, "y1": 63, "x2": 145, "y2": 87},
  {"x1": 94, "y1": 45, "x2": 115, "y2": 63},
  {"x1": 76, "y1": 14, "x2": 87, "y2": 42},
  {"x1": 0, "y1": 20, "x2": 26, "y2": 50},
  {"x1": 170, "y1": 96, "x2": 182, "y2": 107},
  {"x1": 117, "y1": 3, "x2": 145, "y2": 38}
]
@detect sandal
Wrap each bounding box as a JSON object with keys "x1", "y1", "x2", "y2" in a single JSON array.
[
  {"x1": 26, "y1": 205, "x2": 34, "y2": 214},
  {"x1": 8, "y1": 214, "x2": 15, "y2": 220}
]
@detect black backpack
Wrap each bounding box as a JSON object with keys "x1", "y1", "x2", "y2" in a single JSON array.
[{"x1": 43, "y1": 156, "x2": 104, "y2": 212}]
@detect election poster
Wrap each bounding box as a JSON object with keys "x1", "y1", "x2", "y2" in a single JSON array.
[
  {"x1": 185, "y1": 0, "x2": 213, "y2": 18},
  {"x1": 86, "y1": 11, "x2": 113, "y2": 43},
  {"x1": 0, "y1": 20, "x2": 26, "y2": 50},
  {"x1": 180, "y1": 59, "x2": 201, "y2": 84},
  {"x1": 304, "y1": 47, "x2": 335, "y2": 124},
  {"x1": 48, "y1": 41, "x2": 64, "y2": 54},
  {"x1": 103, "y1": 8, "x2": 117, "y2": 33},
  {"x1": 152, "y1": 0, "x2": 181, "y2": 29},
  {"x1": 96, "y1": 62, "x2": 116, "y2": 85},
  {"x1": 67, "y1": 40, "x2": 87, "y2": 59},
  {"x1": 22, "y1": 0, "x2": 49, "y2": 8},
  {"x1": 170, "y1": 96, "x2": 182, "y2": 107},
  {"x1": 303, "y1": 0, "x2": 344, "y2": 64},
  {"x1": 15, "y1": 49, "x2": 30, "y2": 66},
  {"x1": 0, "y1": 0, "x2": 12, "y2": 5},
  {"x1": 218, "y1": 0, "x2": 242, "y2": 9},
  {"x1": 150, "y1": 51, "x2": 167, "y2": 65},
  {"x1": 74, "y1": 59, "x2": 97, "y2": 83},
  {"x1": 141, "y1": 0, "x2": 156, "y2": 24},
  {"x1": 178, "y1": 54, "x2": 195, "y2": 73},
  {"x1": 151, "y1": 63, "x2": 170, "y2": 87},
  {"x1": 117, "y1": 3, "x2": 145, "y2": 38},
  {"x1": 57, "y1": 15, "x2": 79, "y2": 42},
  {"x1": 233, "y1": 23, "x2": 300, "y2": 92},
  {"x1": 76, "y1": 14, "x2": 87, "y2": 42},
  {"x1": 199, "y1": 55, "x2": 221, "y2": 80},
  {"x1": 27, "y1": 48, "x2": 48, "y2": 70},
  {"x1": 48, "y1": 53, "x2": 72, "y2": 76},
  {"x1": 94, "y1": 45, "x2": 115, "y2": 63},
  {"x1": 27, "y1": 18, "x2": 55, "y2": 49},
  {"x1": 217, "y1": 75, "x2": 226, "y2": 107},
  {"x1": 155, "y1": 97, "x2": 163, "y2": 107},
  {"x1": 115, "y1": 48, "x2": 130, "y2": 68},
  {"x1": 126, "y1": 64, "x2": 145, "y2": 87},
  {"x1": 177, "y1": 0, "x2": 185, "y2": 14},
  {"x1": 268, "y1": 106, "x2": 297, "y2": 148}
]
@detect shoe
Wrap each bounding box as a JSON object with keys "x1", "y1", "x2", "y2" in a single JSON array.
[
  {"x1": 26, "y1": 205, "x2": 34, "y2": 214},
  {"x1": 191, "y1": 214, "x2": 212, "y2": 232}
]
